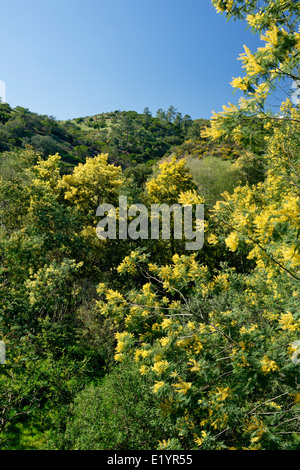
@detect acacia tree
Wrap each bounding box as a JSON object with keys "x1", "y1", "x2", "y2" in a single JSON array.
[
  {"x1": 145, "y1": 156, "x2": 198, "y2": 205},
  {"x1": 204, "y1": 0, "x2": 300, "y2": 281},
  {"x1": 59, "y1": 153, "x2": 123, "y2": 215},
  {"x1": 204, "y1": 0, "x2": 300, "y2": 149},
  {"x1": 94, "y1": 0, "x2": 300, "y2": 450}
]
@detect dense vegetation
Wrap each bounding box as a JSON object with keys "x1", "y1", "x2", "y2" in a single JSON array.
[
  {"x1": 0, "y1": 103, "x2": 202, "y2": 172},
  {"x1": 0, "y1": 0, "x2": 299, "y2": 451}
]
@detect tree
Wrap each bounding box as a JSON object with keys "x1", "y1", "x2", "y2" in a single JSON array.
[
  {"x1": 59, "y1": 153, "x2": 123, "y2": 215},
  {"x1": 156, "y1": 108, "x2": 166, "y2": 122},
  {"x1": 203, "y1": 0, "x2": 300, "y2": 282},
  {"x1": 143, "y1": 107, "x2": 152, "y2": 117},
  {"x1": 94, "y1": 0, "x2": 300, "y2": 450},
  {"x1": 145, "y1": 156, "x2": 197, "y2": 205},
  {"x1": 0, "y1": 102, "x2": 12, "y2": 124},
  {"x1": 203, "y1": 0, "x2": 300, "y2": 149},
  {"x1": 182, "y1": 114, "x2": 192, "y2": 133},
  {"x1": 28, "y1": 135, "x2": 62, "y2": 157},
  {"x1": 166, "y1": 106, "x2": 178, "y2": 123},
  {"x1": 96, "y1": 233, "x2": 300, "y2": 449},
  {"x1": 173, "y1": 112, "x2": 183, "y2": 127}
]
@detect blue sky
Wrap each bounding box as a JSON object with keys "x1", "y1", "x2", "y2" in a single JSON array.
[{"x1": 0, "y1": 0, "x2": 262, "y2": 121}]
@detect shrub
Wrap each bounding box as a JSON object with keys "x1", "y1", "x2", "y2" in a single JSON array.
[{"x1": 57, "y1": 362, "x2": 175, "y2": 450}]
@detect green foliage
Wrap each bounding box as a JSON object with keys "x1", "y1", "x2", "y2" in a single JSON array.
[
  {"x1": 25, "y1": 259, "x2": 83, "y2": 321},
  {"x1": 206, "y1": 0, "x2": 300, "y2": 151},
  {"x1": 97, "y1": 247, "x2": 300, "y2": 450},
  {"x1": 186, "y1": 155, "x2": 244, "y2": 206},
  {"x1": 0, "y1": 321, "x2": 88, "y2": 449},
  {"x1": 0, "y1": 104, "x2": 192, "y2": 170},
  {"x1": 91, "y1": 109, "x2": 186, "y2": 166},
  {"x1": 53, "y1": 362, "x2": 175, "y2": 450},
  {"x1": 0, "y1": 106, "x2": 93, "y2": 167},
  {"x1": 1, "y1": 0, "x2": 299, "y2": 451}
]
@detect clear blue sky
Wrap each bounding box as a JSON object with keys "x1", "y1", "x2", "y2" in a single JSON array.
[{"x1": 0, "y1": 0, "x2": 262, "y2": 121}]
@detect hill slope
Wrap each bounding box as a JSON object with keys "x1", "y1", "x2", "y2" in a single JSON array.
[{"x1": 0, "y1": 103, "x2": 205, "y2": 171}]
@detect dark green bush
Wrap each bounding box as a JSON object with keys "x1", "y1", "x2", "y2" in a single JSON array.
[{"x1": 55, "y1": 362, "x2": 175, "y2": 450}]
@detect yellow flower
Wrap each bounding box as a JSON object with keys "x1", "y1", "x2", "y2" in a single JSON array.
[
  {"x1": 232, "y1": 125, "x2": 244, "y2": 143},
  {"x1": 134, "y1": 348, "x2": 150, "y2": 361},
  {"x1": 214, "y1": 1, "x2": 226, "y2": 14},
  {"x1": 151, "y1": 360, "x2": 169, "y2": 375},
  {"x1": 172, "y1": 381, "x2": 192, "y2": 395},
  {"x1": 160, "y1": 336, "x2": 171, "y2": 347},
  {"x1": 207, "y1": 233, "x2": 219, "y2": 245},
  {"x1": 188, "y1": 358, "x2": 201, "y2": 373},
  {"x1": 226, "y1": 0, "x2": 233, "y2": 11},
  {"x1": 268, "y1": 401, "x2": 281, "y2": 410},
  {"x1": 134, "y1": 349, "x2": 142, "y2": 362},
  {"x1": 115, "y1": 341, "x2": 124, "y2": 353},
  {"x1": 105, "y1": 289, "x2": 124, "y2": 302},
  {"x1": 193, "y1": 340, "x2": 203, "y2": 354},
  {"x1": 215, "y1": 386, "x2": 231, "y2": 401},
  {"x1": 178, "y1": 189, "x2": 204, "y2": 205},
  {"x1": 139, "y1": 365, "x2": 148, "y2": 375},
  {"x1": 161, "y1": 318, "x2": 172, "y2": 329},
  {"x1": 240, "y1": 324, "x2": 258, "y2": 335},
  {"x1": 158, "y1": 439, "x2": 171, "y2": 449},
  {"x1": 231, "y1": 76, "x2": 248, "y2": 91},
  {"x1": 261, "y1": 26, "x2": 280, "y2": 47},
  {"x1": 225, "y1": 232, "x2": 239, "y2": 252},
  {"x1": 251, "y1": 431, "x2": 265, "y2": 443},
  {"x1": 187, "y1": 321, "x2": 196, "y2": 330},
  {"x1": 246, "y1": 12, "x2": 265, "y2": 29},
  {"x1": 114, "y1": 352, "x2": 123, "y2": 362},
  {"x1": 244, "y1": 416, "x2": 266, "y2": 443},
  {"x1": 279, "y1": 312, "x2": 299, "y2": 332},
  {"x1": 260, "y1": 355, "x2": 279, "y2": 374},
  {"x1": 193, "y1": 431, "x2": 207, "y2": 447},
  {"x1": 153, "y1": 381, "x2": 165, "y2": 393},
  {"x1": 239, "y1": 45, "x2": 264, "y2": 76},
  {"x1": 170, "y1": 370, "x2": 178, "y2": 378}
]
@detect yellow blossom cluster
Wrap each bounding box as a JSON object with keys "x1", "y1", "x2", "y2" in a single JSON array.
[{"x1": 260, "y1": 355, "x2": 279, "y2": 374}]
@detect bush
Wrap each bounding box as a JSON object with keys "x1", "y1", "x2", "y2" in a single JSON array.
[
  {"x1": 186, "y1": 155, "x2": 244, "y2": 206},
  {"x1": 55, "y1": 362, "x2": 175, "y2": 450}
]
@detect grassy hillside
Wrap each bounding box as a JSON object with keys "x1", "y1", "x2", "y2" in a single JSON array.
[
  {"x1": 0, "y1": 103, "x2": 202, "y2": 172},
  {"x1": 0, "y1": 103, "x2": 94, "y2": 170},
  {"x1": 67, "y1": 109, "x2": 196, "y2": 167}
]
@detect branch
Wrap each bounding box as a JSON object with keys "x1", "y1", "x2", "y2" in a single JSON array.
[
  {"x1": 248, "y1": 391, "x2": 290, "y2": 415},
  {"x1": 214, "y1": 213, "x2": 300, "y2": 282}
]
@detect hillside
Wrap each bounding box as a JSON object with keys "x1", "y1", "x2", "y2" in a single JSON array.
[
  {"x1": 0, "y1": 103, "x2": 91, "y2": 170},
  {"x1": 0, "y1": 99, "x2": 265, "y2": 210},
  {"x1": 0, "y1": 103, "x2": 205, "y2": 172}
]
